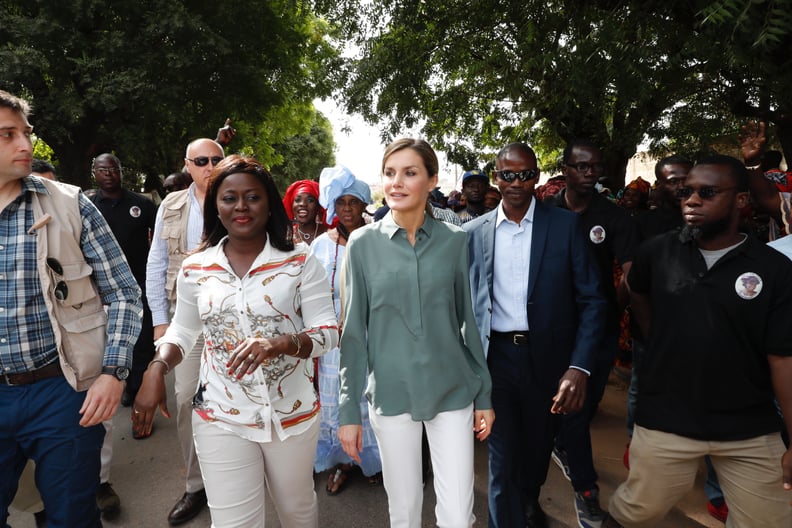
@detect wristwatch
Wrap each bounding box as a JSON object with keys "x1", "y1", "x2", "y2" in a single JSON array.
[{"x1": 101, "y1": 365, "x2": 130, "y2": 381}]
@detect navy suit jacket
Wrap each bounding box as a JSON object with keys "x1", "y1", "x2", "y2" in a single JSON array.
[{"x1": 463, "y1": 200, "x2": 606, "y2": 392}]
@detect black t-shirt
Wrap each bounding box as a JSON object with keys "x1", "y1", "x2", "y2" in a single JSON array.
[
  {"x1": 628, "y1": 231, "x2": 792, "y2": 440},
  {"x1": 90, "y1": 189, "x2": 156, "y2": 289},
  {"x1": 553, "y1": 190, "x2": 637, "y2": 332}
]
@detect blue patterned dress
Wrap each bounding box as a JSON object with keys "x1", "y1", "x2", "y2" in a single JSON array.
[{"x1": 310, "y1": 233, "x2": 381, "y2": 476}]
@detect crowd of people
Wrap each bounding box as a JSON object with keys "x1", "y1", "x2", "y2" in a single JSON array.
[{"x1": 1, "y1": 87, "x2": 791, "y2": 528}]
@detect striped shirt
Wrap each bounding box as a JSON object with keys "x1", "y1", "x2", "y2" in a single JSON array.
[{"x1": 0, "y1": 177, "x2": 142, "y2": 374}]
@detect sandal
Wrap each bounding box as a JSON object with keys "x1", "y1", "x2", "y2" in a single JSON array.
[{"x1": 326, "y1": 464, "x2": 353, "y2": 496}]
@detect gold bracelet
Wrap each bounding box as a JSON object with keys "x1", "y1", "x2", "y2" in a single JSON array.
[
  {"x1": 290, "y1": 333, "x2": 302, "y2": 357},
  {"x1": 148, "y1": 358, "x2": 170, "y2": 375}
]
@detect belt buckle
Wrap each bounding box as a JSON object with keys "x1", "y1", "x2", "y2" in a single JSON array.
[
  {"x1": 512, "y1": 333, "x2": 526, "y2": 346},
  {"x1": 0, "y1": 373, "x2": 16, "y2": 386}
]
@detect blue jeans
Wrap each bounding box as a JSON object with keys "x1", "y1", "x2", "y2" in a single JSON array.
[{"x1": 0, "y1": 375, "x2": 104, "y2": 528}]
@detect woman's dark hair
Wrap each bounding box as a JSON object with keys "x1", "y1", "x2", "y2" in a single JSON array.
[{"x1": 200, "y1": 155, "x2": 294, "y2": 252}]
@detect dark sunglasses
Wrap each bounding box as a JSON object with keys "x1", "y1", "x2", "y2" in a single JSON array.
[
  {"x1": 491, "y1": 169, "x2": 539, "y2": 182},
  {"x1": 675, "y1": 186, "x2": 736, "y2": 200},
  {"x1": 46, "y1": 257, "x2": 68, "y2": 301},
  {"x1": 186, "y1": 156, "x2": 223, "y2": 167}
]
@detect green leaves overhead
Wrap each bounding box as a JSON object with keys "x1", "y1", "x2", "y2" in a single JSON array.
[
  {"x1": 334, "y1": 0, "x2": 792, "y2": 186},
  {"x1": 0, "y1": 0, "x2": 341, "y2": 188}
]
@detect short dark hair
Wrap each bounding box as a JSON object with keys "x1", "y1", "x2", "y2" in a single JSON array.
[
  {"x1": 695, "y1": 154, "x2": 749, "y2": 192},
  {"x1": 92, "y1": 153, "x2": 121, "y2": 168},
  {"x1": 496, "y1": 142, "x2": 536, "y2": 162},
  {"x1": 0, "y1": 90, "x2": 31, "y2": 117},
  {"x1": 31, "y1": 159, "x2": 55, "y2": 174},
  {"x1": 655, "y1": 155, "x2": 692, "y2": 180},
  {"x1": 200, "y1": 155, "x2": 294, "y2": 252},
  {"x1": 562, "y1": 138, "x2": 599, "y2": 164}
]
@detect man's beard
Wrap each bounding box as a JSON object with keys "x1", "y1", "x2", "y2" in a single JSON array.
[{"x1": 679, "y1": 215, "x2": 732, "y2": 243}]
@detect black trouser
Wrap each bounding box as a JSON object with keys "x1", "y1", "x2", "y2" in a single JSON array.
[{"x1": 126, "y1": 297, "x2": 155, "y2": 395}]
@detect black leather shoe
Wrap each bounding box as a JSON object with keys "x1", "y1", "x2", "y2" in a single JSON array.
[
  {"x1": 525, "y1": 498, "x2": 549, "y2": 528},
  {"x1": 167, "y1": 489, "x2": 207, "y2": 526}
]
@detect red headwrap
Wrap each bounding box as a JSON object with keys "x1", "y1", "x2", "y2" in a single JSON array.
[
  {"x1": 625, "y1": 176, "x2": 651, "y2": 197},
  {"x1": 282, "y1": 180, "x2": 328, "y2": 227}
]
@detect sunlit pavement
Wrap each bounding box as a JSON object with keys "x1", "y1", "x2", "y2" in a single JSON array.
[{"x1": 9, "y1": 374, "x2": 720, "y2": 527}]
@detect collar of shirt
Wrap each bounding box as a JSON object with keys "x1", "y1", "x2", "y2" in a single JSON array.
[
  {"x1": 93, "y1": 188, "x2": 129, "y2": 207},
  {"x1": 495, "y1": 196, "x2": 536, "y2": 228},
  {"x1": 381, "y1": 210, "x2": 434, "y2": 240},
  {"x1": 201, "y1": 236, "x2": 276, "y2": 274},
  {"x1": 21, "y1": 176, "x2": 49, "y2": 197},
  {"x1": 553, "y1": 187, "x2": 610, "y2": 215}
]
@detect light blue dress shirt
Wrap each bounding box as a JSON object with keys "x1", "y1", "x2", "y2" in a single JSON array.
[{"x1": 491, "y1": 199, "x2": 536, "y2": 332}]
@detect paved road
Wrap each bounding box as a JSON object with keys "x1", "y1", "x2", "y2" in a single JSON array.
[{"x1": 9, "y1": 376, "x2": 719, "y2": 527}]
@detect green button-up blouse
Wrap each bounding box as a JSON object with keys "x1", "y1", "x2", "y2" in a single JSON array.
[{"x1": 338, "y1": 212, "x2": 492, "y2": 425}]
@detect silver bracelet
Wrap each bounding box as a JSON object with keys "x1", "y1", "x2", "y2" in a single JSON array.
[
  {"x1": 745, "y1": 163, "x2": 761, "y2": 170},
  {"x1": 148, "y1": 358, "x2": 170, "y2": 375}
]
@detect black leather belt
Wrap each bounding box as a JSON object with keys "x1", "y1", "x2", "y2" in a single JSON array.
[
  {"x1": 491, "y1": 331, "x2": 530, "y2": 346},
  {"x1": 1, "y1": 362, "x2": 63, "y2": 386}
]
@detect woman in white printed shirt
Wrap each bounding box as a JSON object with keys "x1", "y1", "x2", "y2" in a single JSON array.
[{"x1": 133, "y1": 156, "x2": 338, "y2": 528}]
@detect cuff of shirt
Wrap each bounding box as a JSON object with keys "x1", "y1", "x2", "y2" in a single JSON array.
[
  {"x1": 569, "y1": 365, "x2": 591, "y2": 376},
  {"x1": 152, "y1": 311, "x2": 170, "y2": 327}
]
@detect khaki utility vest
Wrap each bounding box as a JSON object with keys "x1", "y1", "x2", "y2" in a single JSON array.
[{"x1": 31, "y1": 179, "x2": 107, "y2": 391}]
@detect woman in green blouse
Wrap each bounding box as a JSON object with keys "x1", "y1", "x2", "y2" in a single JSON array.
[{"x1": 338, "y1": 138, "x2": 494, "y2": 528}]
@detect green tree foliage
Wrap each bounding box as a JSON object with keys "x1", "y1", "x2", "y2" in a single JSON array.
[
  {"x1": 268, "y1": 110, "x2": 336, "y2": 190},
  {"x1": 693, "y1": 0, "x2": 792, "y2": 158},
  {"x1": 331, "y1": 0, "x2": 792, "y2": 186},
  {"x1": 0, "y1": 0, "x2": 341, "y2": 188}
]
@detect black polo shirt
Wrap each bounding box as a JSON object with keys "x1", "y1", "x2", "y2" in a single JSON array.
[
  {"x1": 628, "y1": 231, "x2": 792, "y2": 441},
  {"x1": 635, "y1": 207, "x2": 683, "y2": 242},
  {"x1": 552, "y1": 190, "x2": 637, "y2": 333},
  {"x1": 90, "y1": 189, "x2": 156, "y2": 289}
]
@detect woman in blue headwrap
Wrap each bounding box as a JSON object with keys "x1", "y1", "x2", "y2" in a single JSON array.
[{"x1": 310, "y1": 166, "x2": 382, "y2": 495}]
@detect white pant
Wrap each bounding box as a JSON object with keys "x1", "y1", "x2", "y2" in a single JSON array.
[
  {"x1": 192, "y1": 416, "x2": 319, "y2": 528},
  {"x1": 369, "y1": 403, "x2": 475, "y2": 528},
  {"x1": 175, "y1": 335, "x2": 204, "y2": 493}
]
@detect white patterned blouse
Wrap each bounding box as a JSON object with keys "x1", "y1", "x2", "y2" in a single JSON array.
[{"x1": 160, "y1": 237, "x2": 338, "y2": 443}]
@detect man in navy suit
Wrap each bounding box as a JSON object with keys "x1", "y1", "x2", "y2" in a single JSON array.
[{"x1": 464, "y1": 142, "x2": 606, "y2": 528}]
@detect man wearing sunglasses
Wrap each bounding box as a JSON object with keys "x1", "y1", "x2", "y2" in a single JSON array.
[
  {"x1": 0, "y1": 90, "x2": 142, "y2": 528},
  {"x1": 547, "y1": 139, "x2": 638, "y2": 527},
  {"x1": 603, "y1": 155, "x2": 792, "y2": 527},
  {"x1": 144, "y1": 137, "x2": 224, "y2": 525},
  {"x1": 464, "y1": 142, "x2": 606, "y2": 528}
]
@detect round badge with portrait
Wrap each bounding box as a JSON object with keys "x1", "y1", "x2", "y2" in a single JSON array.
[
  {"x1": 735, "y1": 272, "x2": 762, "y2": 300},
  {"x1": 129, "y1": 206, "x2": 141, "y2": 218},
  {"x1": 589, "y1": 225, "x2": 606, "y2": 244}
]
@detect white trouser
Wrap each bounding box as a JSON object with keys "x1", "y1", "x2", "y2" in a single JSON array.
[
  {"x1": 174, "y1": 335, "x2": 204, "y2": 493},
  {"x1": 99, "y1": 419, "x2": 113, "y2": 483},
  {"x1": 369, "y1": 403, "x2": 475, "y2": 528},
  {"x1": 192, "y1": 416, "x2": 319, "y2": 528}
]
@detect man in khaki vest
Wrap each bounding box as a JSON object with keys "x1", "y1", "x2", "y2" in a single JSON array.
[
  {"x1": 143, "y1": 137, "x2": 224, "y2": 525},
  {"x1": 0, "y1": 91, "x2": 142, "y2": 528}
]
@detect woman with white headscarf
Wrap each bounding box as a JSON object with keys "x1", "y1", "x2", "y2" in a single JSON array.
[{"x1": 310, "y1": 166, "x2": 382, "y2": 494}]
